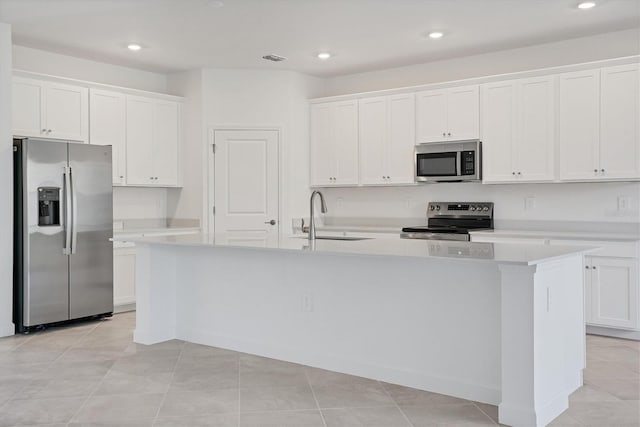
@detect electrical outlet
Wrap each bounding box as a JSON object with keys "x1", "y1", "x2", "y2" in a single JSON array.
[
  {"x1": 302, "y1": 294, "x2": 313, "y2": 312},
  {"x1": 618, "y1": 196, "x2": 630, "y2": 212},
  {"x1": 524, "y1": 197, "x2": 536, "y2": 211}
]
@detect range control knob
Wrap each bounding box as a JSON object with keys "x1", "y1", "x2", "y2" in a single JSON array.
[
  {"x1": 435, "y1": 205, "x2": 441, "y2": 211},
  {"x1": 483, "y1": 206, "x2": 489, "y2": 211},
  {"x1": 429, "y1": 205, "x2": 435, "y2": 211},
  {"x1": 469, "y1": 206, "x2": 476, "y2": 211}
]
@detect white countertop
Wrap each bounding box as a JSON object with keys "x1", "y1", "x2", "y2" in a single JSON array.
[
  {"x1": 114, "y1": 232, "x2": 594, "y2": 266},
  {"x1": 470, "y1": 229, "x2": 640, "y2": 242}
]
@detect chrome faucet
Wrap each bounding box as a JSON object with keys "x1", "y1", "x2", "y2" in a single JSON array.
[{"x1": 308, "y1": 190, "x2": 327, "y2": 241}]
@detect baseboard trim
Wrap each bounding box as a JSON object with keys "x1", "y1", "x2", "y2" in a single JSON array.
[
  {"x1": 0, "y1": 322, "x2": 14, "y2": 338},
  {"x1": 178, "y1": 326, "x2": 501, "y2": 405},
  {"x1": 114, "y1": 303, "x2": 136, "y2": 313},
  {"x1": 587, "y1": 326, "x2": 640, "y2": 341}
]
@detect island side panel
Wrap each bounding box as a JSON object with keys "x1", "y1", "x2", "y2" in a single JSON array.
[
  {"x1": 134, "y1": 243, "x2": 178, "y2": 344},
  {"x1": 171, "y1": 245, "x2": 502, "y2": 404},
  {"x1": 498, "y1": 255, "x2": 585, "y2": 427}
]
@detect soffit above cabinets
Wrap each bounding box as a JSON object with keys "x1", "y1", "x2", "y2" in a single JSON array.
[{"x1": 1, "y1": 0, "x2": 638, "y2": 77}]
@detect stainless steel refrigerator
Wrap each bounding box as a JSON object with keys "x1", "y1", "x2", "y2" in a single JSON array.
[{"x1": 13, "y1": 138, "x2": 113, "y2": 333}]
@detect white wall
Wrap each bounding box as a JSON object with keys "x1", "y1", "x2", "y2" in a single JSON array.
[
  {"x1": 321, "y1": 182, "x2": 640, "y2": 228},
  {"x1": 324, "y1": 29, "x2": 640, "y2": 96},
  {"x1": 196, "y1": 69, "x2": 325, "y2": 231},
  {"x1": 12, "y1": 45, "x2": 168, "y2": 93},
  {"x1": 0, "y1": 24, "x2": 14, "y2": 336},
  {"x1": 113, "y1": 187, "x2": 168, "y2": 220}
]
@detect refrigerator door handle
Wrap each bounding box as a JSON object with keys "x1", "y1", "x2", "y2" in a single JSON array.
[
  {"x1": 70, "y1": 166, "x2": 78, "y2": 255},
  {"x1": 63, "y1": 166, "x2": 72, "y2": 255}
]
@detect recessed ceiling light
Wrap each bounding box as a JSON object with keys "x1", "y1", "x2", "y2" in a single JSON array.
[
  {"x1": 317, "y1": 52, "x2": 331, "y2": 60},
  {"x1": 127, "y1": 43, "x2": 142, "y2": 51},
  {"x1": 208, "y1": 0, "x2": 224, "y2": 7},
  {"x1": 428, "y1": 31, "x2": 444, "y2": 39},
  {"x1": 577, "y1": 1, "x2": 596, "y2": 9}
]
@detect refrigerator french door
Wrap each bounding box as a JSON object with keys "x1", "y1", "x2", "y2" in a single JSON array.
[{"x1": 14, "y1": 138, "x2": 113, "y2": 333}]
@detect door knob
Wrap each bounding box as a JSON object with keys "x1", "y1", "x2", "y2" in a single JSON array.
[{"x1": 265, "y1": 219, "x2": 276, "y2": 225}]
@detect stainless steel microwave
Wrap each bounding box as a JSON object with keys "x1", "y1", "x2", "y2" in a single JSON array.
[{"x1": 415, "y1": 140, "x2": 482, "y2": 183}]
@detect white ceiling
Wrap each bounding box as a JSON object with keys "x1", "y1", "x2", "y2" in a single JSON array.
[{"x1": 1, "y1": 0, "x2": 638, "y2": 77}]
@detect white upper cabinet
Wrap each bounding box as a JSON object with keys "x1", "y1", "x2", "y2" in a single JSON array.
[
  {"x1": 12, "y1": 78, "x2": 44, "y2": 138},
  {"x1": 153, "y1": 100, "x2": 180, "y2": 187},
  {"x1": 481, "y1": 80, "x2": 517, "y2": 182},
  {"x1": 599, "y1": 64, "x2": 640, "y2": 179},
  {"x1": 387, "y1": 93, "x2": 416, "y2": 184},
  {"x1": 126, "y1": 96, "x2": 155, "y2": 186},
  {"x1": 359, "y1": 96, "x2": 387, "y2": 185},
  {"x1": 13, "y1": 77, "x2": 88, "y2": 142},
  {"x1": 517, "y1": 76, "x2": 556, "y2": 181},
  {"x1": 482, "y1": 76, "x2": 555, "y2": 183},
  {"x1": 359, "y1": 93, "x2": 415, "y2": 185},
  {"x1": 416, "y1": 85, "x2": 479, "y2": 143},
  {"x1": 126, "y1": 96, "x2": 179, "y2": 187},
  {"x1": 89, "y1": 89, "x2": 126, "y2": 185},
  {"x1": 310, "y1": 100, "x2": 358, "y2": 186},
  {"x1": 558, "y1": 70, "x2": 600, "y2": 181},
  {"x1": 559, "y1": 64, "x2": 640, "y2": 181},
  {"x1": 310, "y1": 103, "x2": 334, "y2": 187}
]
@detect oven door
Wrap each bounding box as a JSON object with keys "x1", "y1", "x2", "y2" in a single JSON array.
[{"x1": 415, "y1": 151, "x2": 460, "y2": 182}]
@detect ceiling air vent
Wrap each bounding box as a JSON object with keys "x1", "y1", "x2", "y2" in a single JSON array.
[{"x1": 262, "y1": 54, "x2": 287, "y2": 62}]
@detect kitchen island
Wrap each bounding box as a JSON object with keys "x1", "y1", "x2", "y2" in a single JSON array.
[{"x1": 121, "y1": 233, "x2": 593, "y2": 427}]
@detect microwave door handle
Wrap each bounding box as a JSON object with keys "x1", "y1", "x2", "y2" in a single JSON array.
[{"x1": 456, "y1": 152, "x2": 462, "y2": 177}]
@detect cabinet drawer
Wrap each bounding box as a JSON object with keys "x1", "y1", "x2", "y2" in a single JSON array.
[{"x1": 550, "y1": 239, "x2": 638, "y2": 258}]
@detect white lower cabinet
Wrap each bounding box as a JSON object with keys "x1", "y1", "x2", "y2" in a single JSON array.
[
  {"x1": 114, "y1": 245, "x2": 136, "y2": 308},
  {"x1": 471, "y1": 234, "x2": 640, "y2": 332},
  {"x1": 585, "y1": 256, "x2": 638, "y2": 330}
]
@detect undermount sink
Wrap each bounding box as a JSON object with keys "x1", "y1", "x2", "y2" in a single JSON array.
[{"x1": 297, "y1": 236, "x2": 373, "y2": 241}]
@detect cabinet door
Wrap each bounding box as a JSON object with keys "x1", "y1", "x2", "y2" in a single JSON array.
[
  {"x1": 358, "y1": 96, "x2": 387, "y2": 185},
  {"x1": 447, "y1": 85, "x2": 480, "y2": 141},
  {"x1": 125, "y1": 96, "x2": 155, "y2": 185},
  {"x1": 589, "y1": 257, "x2": 638, "y2": 330},
  {"x1": 310, "y1": 103, "x2": 335, "y2": 186},
  {"x1": 416, "y1": 89, "x2": 447, "y2": 143},
  {"x1": 387, "y1": 93, "x2": 416, "y2": 184},
  {"x1": 12, "y1": 77, "x2": 45, "y2": 138},
  {"x1": 600, "y1": 64, "x2": 640, "y2": 180},
  {"x1": 481, "y1": 81, "x2": 517, "y2": 182},
  {"x1": 90, "y1": 89, "x2": 126, "y2": 185},
  {"x1": 558, "y1": 70, "x2": 600, "y2": 181},
  {"x1": 333, "y1": 100, "x2": 359, "y2": 185},
  {"x1": 516, "y1": 76, "x2": 555, "y2": 181},
  {"x1": 43, "y1": 82, "x2": 88, "y2": 142},
  {"x1": 113, "y1": 247, "x2": 136, "y2": 307},
  {"x1": 153, "y1": 101, "x2": 179, "y2": 186}
]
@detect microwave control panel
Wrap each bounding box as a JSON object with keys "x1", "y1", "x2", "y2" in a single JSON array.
[{"x1": 461, "y1": 151, "x2": 476, "y2": 175}]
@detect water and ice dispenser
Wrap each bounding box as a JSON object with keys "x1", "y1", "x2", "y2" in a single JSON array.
[{"x1": 37, "y1": 187, "x2": 60, "y2": 226}]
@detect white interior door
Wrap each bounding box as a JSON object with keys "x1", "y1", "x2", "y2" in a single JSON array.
[{"x1": 211, "y1": 129, "x2": 279, "y2": 235}]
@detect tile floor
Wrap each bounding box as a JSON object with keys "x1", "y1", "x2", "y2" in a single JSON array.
[{"x1": 0, "y1": 312, "x2": 638, "y2": 426}]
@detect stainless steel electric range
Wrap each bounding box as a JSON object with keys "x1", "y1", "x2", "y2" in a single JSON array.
[{"x1": 401, "y1": 202, "x2": 494, "y2": 241}]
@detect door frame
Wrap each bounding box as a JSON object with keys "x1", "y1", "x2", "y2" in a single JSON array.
[{"x1": 204, "y1": 125, "x2": 283, "y2": 234}]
